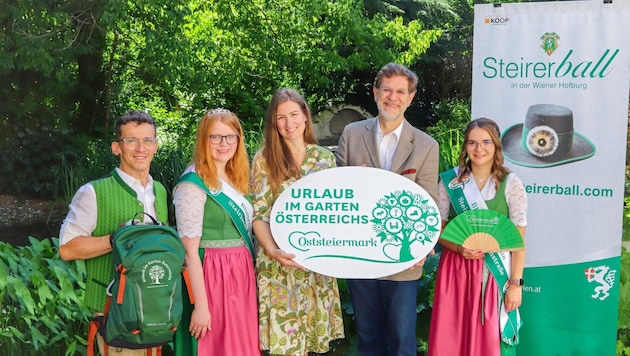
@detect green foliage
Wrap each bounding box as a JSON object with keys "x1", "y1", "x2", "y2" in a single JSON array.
[
  {"x1": 621, "y1": 175, "x2": 630, "y2": 354},
  {"x1": 181, "y1": 0, "x2": 442, "y2": 115},
  {"x1": 417, "y1": 252, "x2": 441, "y2": 313},
  {"x1": 380, "y1": 16, "x2": 442, "y2": 66},
  {"x1": 620, "y1": 247, "x2": 630, "y2": 327},
  {"x1": 617, "y1": 340, "x2": 630, "y2": 356},
  {"x1": 0, "y1": 0, "x2": 102, "y2": 198},
  {"x1": 103, "y1": 0, "x2": 193, "y2": 127},
  {"x1": 242, "y1": 116, "x2": 266, "y2": 158},
  {"x1": 618, "y1": 245, "x2": 630, "y2": 354},
  {"x1": 151, "y1": 143, "x2": 193, "y2": 225},
  {"x1": 2, "y1": 0, "x2": 451, "y2": 198},
  {"x1": 151, "y1": 144, "x2": 191, "y2": 196},
  {"x1": 425, "y1": 99, "x2": 471, "y2": 172},
  {"x1": 0, "y1": 237, "x2": 181, "y2": 356},
  {"x1": 0, "y1": 238, "x2": 91, "y2": 355},
  {"x1": 411, "y1": 0, "x2": 475, "y2": 104},
  {"x1": 54, "y1": 139, "x2": 118, "y2": 204},
  {"x1": 0, "y1": 123, "x2": 83, "y2": 198}
]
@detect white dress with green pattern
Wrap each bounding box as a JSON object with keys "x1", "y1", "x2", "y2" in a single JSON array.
[{"x1": 250, "y1": 144, "x2": 345, "y2": 355}]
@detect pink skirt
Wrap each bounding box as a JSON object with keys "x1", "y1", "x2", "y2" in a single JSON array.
[
  {"x1": 428, "y1": 248, "x2": 501, "y2": 356},
  {"x1": 196, "y1": 246, "x2": 260, "y2": 356}
]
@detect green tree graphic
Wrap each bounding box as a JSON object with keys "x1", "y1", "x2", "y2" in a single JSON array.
[{"x1": 370, "y1": 190, "x2": 440, "y2": 262}]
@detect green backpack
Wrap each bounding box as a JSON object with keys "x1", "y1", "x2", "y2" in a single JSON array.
[{"x1": 88, "y1": 213, "x2": 193, "y2": 353}]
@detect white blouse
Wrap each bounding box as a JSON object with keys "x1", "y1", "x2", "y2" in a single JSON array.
[
  {"x1": 173, "y1": 179, "x2": 253, "y2": 239},
  {"x1": 437, "y1": 172, "x2": 528, "y2": 227}
]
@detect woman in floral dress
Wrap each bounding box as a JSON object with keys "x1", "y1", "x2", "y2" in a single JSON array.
[{"x1": 250, "y1": 88, "x2": 345, "y2": 355}]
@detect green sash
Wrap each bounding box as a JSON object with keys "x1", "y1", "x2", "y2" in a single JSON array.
[
  {"x1": 179, "y1": 172, "x2": 255, "y2": 262},
  {"x1": 440, "y1": 167, "x2": 521, "y2": 347}
]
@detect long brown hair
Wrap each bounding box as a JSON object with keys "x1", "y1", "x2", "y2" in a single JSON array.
[
  {"x1": 262, "y1": 88, "x2": 317, "y2": 192},
  {"x1": 192, "y1": 109, "x2": 250, "y2": 194},
  {"x1": 457, "y1": 117, "x2": 509, "y2": 189}
]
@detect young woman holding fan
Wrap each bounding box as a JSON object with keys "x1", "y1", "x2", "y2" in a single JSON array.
[{"x1": 428, "y1": 117, "x2": 528, "y2": 356}]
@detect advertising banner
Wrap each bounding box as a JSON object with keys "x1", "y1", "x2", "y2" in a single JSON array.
[{"x1": 472, "y1": 1, "x2": 630, "y2": 354}]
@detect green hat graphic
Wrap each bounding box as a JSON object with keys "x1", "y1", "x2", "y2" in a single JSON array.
[{"x1": 501, "y1": 103, "x2": 596, "y2": 168}]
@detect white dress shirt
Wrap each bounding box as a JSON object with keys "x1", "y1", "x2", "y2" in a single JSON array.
[{"x1": 376, "y1": 120, "x2": 404, "y2": 171}]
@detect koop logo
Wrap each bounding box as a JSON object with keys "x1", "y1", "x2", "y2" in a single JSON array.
[{"x1": 485, "y1": 16, "x2": 510, "y2": 25}]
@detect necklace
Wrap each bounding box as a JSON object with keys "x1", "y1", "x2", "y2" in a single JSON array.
[{"x1": 475, "y1": 175, "x2": 489, "y2": 182}]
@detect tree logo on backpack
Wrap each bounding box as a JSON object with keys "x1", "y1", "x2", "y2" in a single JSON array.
[{"x1": 142, "y1": 259, "x2": 173, "y2": 287}]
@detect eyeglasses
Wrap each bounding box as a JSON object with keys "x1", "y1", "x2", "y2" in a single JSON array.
[
  {"x1": 209, "y1": 134, "x2": 239, "y2": 145},
  {"x1": 116, "y1": 138, "x2": 159, "y2": 149},
  {"x1": 467, "y1": 139, "x2": 494, "y2": 150}
]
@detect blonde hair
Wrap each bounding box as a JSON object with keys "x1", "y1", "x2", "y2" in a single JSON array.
[
  {"x1": 457, "y1": 117, "x2": 509, "y2": 189},
  {"x1": 262, "y1": 88, "x2": 317, "y2": 192},
  {"x1": 192, "y1": 109, "x2": 250, "y2": 194}
]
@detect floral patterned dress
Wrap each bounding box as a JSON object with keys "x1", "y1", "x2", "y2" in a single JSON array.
[{"x1": 250, "y1": 144, "x2": 345, "y2": 355}]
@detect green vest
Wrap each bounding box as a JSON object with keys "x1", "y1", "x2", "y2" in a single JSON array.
[
  {"x1": 448, "y1": 176, "x2": 509, "y2": 219},
  {"x1": 85, "y1": 170, "x2": 168, "y2": 312},
  {"x1": 485, "y1": 177, "x2": 509, "y2": 216},
  {"x1": 201, "y1": 195, "x2": 249, "y2": 242}
]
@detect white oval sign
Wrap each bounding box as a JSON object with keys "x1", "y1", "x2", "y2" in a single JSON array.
[{"x1": 270, "y1": 166, "x2": 441, "y2": 278}]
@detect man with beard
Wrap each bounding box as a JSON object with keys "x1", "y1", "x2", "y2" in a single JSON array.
[{"x1": 335, "y1": 62, "x2": 439, "y2": 356}]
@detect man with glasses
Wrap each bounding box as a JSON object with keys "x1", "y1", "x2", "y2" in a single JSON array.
[
  {"x1": 336, "y1": 63, "x2": 439, "y2": 356},
  {"x1": 59, "y1": 110, "x2": 167, "y2": 355}
]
